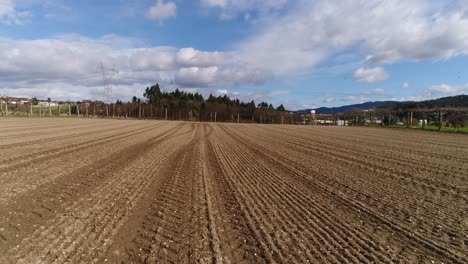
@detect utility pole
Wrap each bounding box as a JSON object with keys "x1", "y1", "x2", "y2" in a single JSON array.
[
  {"x1": 439, "y1": 109, "x2": 442, "y2": 131},
  {"x1": 68, "y1": 103, "x2": 71, "y2": 116},
  {"x1": 30, "y1": 102, "x2": 33, "y2": 116},
  {"x1": 214, "y1": 112, "x2": 217, "y2": 123},
  {"x1": 410, "y1": 111, "x2": 413, "y2": 127},
  {"x1": 237, "y1": 113, "x2": 240, "y2": 124},
  {"x1": 165, "y1": 108, "x2": 168, "y2": 120}
]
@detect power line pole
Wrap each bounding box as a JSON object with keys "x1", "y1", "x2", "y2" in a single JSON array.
[
  {"x1": 97, "y1": 62, "x2": 118, "y2": 105},
  {"x1": 439, "y1": 109, "x2": 442, "y2": 131},
  {"x1": 410, "y1": 111, "x2": 413, "y2": 127}
]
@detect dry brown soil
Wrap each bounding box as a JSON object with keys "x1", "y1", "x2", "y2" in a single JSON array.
[{"x1": 0, "y1": 118, "x2": 466, "y2": 263}]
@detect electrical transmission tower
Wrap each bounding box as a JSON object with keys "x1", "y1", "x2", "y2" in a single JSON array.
[{"x1": 96, "y1": 62, "x2": 118, "y2": 103}]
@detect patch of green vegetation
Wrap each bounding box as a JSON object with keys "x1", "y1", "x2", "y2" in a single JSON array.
[
  {"x1": 385, "y1": 125, "x2": 468, "y2": 133},
  {"x1": 417, "y1": 125, "x2": 468, "y2": 133}
]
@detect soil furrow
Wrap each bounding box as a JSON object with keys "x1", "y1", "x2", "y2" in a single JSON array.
[
  {"x1": 1, "y1": 123, "x2": 191, "y2": 263},
  {"x1": 220, "y1": 124, "x2": 467, "y2": 263},
  {"x1": 0, "y1": 118, "x2": 465, "y2": 263}
]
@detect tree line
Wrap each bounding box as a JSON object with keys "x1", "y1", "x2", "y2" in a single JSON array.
[
  {"x1": 134, "y1": 83, "x2": 292, "y2": 123},
  {"x1": 1, "y1": 83, "x2": 300, "y2": 124}
]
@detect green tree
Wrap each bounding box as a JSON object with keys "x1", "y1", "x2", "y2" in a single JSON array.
[{"x1": 144, "y1": 83, "x2": 163, "y2": 104}]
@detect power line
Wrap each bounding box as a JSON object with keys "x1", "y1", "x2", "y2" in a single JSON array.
[{"x1": 96, "y1": 62, "x2": 119, "y2": 103}]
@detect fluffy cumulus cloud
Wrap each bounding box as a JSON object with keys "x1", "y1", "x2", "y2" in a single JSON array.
[
  {"x1": 0, "y1": 35, "x2": 272, "y2": 100},
  {"x1": 234, "y1": 0, "x2": 468, "y2": 75},
  {"x1": 0, "y1": 0, "x2": 30, "y2": 24},
  {"x1": 146, "y1": 0, "x2": 176, "y2": 21},
  {"x1": 200, "y1": 0, "x2": 287, "y2": 20},
  {"x1": 353, "y1": 67, "x2": 389, "y2": 83},
  {"x1": 402, "y1": 82, "x2": 410, "y2": 89},
  {"x1": 174, "y1": 65, "x2": 271, "y2": 87},
  {"x1": 175, "y1": 48, "x2": 228, "y2": 67}
]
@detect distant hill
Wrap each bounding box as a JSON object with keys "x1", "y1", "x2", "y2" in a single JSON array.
[
  {"x1": 295, "y1": 94, "x2": 468, "y2": 114},
  {"x1": 391, "y1": 95, "x2": 468, "y2": 110},
  {"x1": 297, "y1": 101, "x2": 401, "y2": 114}
]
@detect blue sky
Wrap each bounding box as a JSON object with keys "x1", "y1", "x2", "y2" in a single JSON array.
[{"x1": 1, "y1": 0, "x2": 468, "y2": 109}]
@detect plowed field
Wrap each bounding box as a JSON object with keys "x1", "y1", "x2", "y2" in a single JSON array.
[{"x1": 0, "y1": 118, "x2": 467, "y2": 263}]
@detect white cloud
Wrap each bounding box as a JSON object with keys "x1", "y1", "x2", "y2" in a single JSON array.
[
  {"x1": 200, "y1": 0, "x2": 226, "y2": 7},
  {"x1": 0, "y1": 0, "x2": 15, "y2": 17},
  {"x1": 402, "y1": 82, "x2": 410, "y2": 89},
  {"x1": 340, "y1": 96, "x2": 372, "y2": 104},
  {"x1": 342, "y1": 95, "x2": 358, "y2": 102},
  {"x1": 373, "y1": 88, "x2": 385, "y2": 95},
  {"x1": 0, "y1": 0, "x2": 30, "y2": 25},
  {"x1": 201, "y1": 0, "x2": 287, "y2": 20},
  {"x1": 174, "y1": 64, "x2": 271, "y2": 87},
  {"x1": 271, "y1": 90, "x2": 289, "y2": 96},
  {"x1": 353, "y1": 67, "x2": 389, "y2": 83},
  {"x1": 323, "y1": 96, "x2": 335, "y2": 103},
  {"x1": 146, "y1": 0, "x2": 176, "y2": 21},
  {"x1": 175, "y1": 48, "x2": 228, "y2": 67},
  {"x1": 362, "y1": 88, "x2": 385, "y2": 95},
  {"x1": 128, "y1": 47, "x2": 177, "y2": 71},
  {"x1": 427, "y1": 83, "x2": 468, "y2": 96},
  {"x1": 429, "y1": 84, "x2": 456, "y2": 93},
  {"x1": 0, "y1": 35, "x2": 272, "y2": 101},
  {"x1": 234, "y1": 0, "x2": 468, "y2": 75},
  {"x1": 174, "y1": 67, "x2": 219, "y2": 87}
]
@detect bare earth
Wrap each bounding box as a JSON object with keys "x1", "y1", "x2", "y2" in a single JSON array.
[{"x1": 0, "y1": 118, "x2": 466, "y2": 263}]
